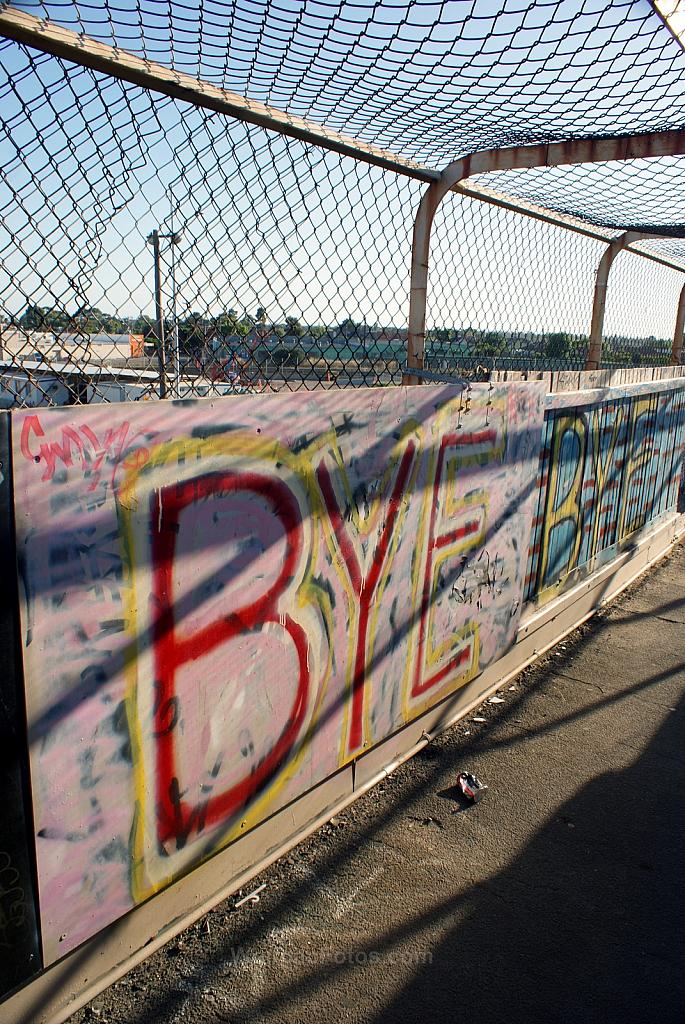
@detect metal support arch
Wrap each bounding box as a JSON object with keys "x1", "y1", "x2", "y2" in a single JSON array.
[
  {"x1": 673, "y1": 281, "x2": 685, "y2": 364},
  {"x1": 585, "y1": 231, "x2": 657, "y2": 370},
  {"x1": 404, "y1": 135, "x2": 685, "y2": 384}
]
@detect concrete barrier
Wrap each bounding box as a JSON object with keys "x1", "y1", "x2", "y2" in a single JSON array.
[{"x1": 0, "y1": 374, "x2": 683, "y2": 1022}]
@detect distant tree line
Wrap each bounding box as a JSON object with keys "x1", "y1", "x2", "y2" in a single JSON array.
[
  {"x1": 15, "y1": 305, "x2": 330, "y2": 353},
  {"x1": 14, "y1": 306, "x2": 673, "y2": 368}
]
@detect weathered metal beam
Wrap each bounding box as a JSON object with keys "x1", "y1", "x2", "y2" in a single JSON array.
[
  {"x1": 585, "y1": 231, "x2": 655, "y2": 370},
  {"x1": 0, "y1": 7, "x2": 439, "y2": 183},
  {"x1": 654, "y1": 0, "x2": 685, "y2": 52},
  {"x1": 457, "y1": 182, "x2": 618, "y2": 243},
  {"x1": 673, "y1": 280, "x2": 685, "y2": 363},
  {"x1": 401, "y1": 365, "x2": 470, "y2": 388},
  {"x1": 456, "y1": 182, "x2": 685, "y2": 275},
  {"x1": 463, "y1": 131, "x2": 685, "y2": 177},
  {"x1": 405, "y1": 130, "x2": 685, "y2": 382}
]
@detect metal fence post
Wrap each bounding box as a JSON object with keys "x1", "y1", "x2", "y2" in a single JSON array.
[
  {"x1": 148, "y1": 229, "x2": 168, "y2": 399},
  {"x1": 405, "y1": 182, "x2": 454, "y2": 384},
  {"x1": 586, "y1": 231, "x2": 659, "y2": 370},
  {"x1": 672, "y1": 281, "x2": 685, "y2": 364}
]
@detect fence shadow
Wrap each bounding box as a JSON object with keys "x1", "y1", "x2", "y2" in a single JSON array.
[
  {"x1": 370, "y1": 692, "x2": 685, "y2": 1024},
  {"x1": 73, "y1": 603, "x2": 685, "y2": 1024}
]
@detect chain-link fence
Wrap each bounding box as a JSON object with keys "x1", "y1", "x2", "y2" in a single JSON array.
[
  {"x1": 600, "y1": 248, "x2": 685, "y2": 368},
  {"x1": 2, "y1": 1, "x2": 685, "y2": 407},
  {"x1": 0, "y1": 38, "x2": 423, "y2": 401},
  {"x1": 426, "y1": 191, "x2": 610, "y2": 376}
]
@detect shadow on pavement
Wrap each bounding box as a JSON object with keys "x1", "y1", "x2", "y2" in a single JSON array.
[
  {"x1": 371, "y1": 693, "x2": 685, "y2": 1024},
  {"x1": 67, "y1": 588, "x2": 685, "y2": 1024}
]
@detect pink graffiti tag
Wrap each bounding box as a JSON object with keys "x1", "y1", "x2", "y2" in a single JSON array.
[{"x1": 20, "y1": 414, "x2": 149, "y2": 492}]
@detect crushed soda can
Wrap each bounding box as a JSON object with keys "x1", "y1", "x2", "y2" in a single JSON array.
[{"x1": 457, "y1": 771, "x2": 487, "y2": 803}]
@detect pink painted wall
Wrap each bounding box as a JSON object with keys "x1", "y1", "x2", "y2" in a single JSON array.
[{"x1": 13, "y1": 381, "x2": 544, "y2": 963}]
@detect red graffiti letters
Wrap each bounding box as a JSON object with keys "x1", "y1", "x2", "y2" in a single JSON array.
[
  {"x1": 316, "y1": 441, "x2": 416, "y2": 753},
  {"x1": 150, "y1": 471, "x2": 310, "y2": 847}
]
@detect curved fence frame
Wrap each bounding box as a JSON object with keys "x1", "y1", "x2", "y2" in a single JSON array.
[{"x1": 405, "y1": 137, "x2": 685, "y2": 381}]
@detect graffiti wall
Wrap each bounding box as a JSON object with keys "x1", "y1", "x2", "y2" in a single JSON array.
[
  {"x1": 0, "y1": 414, "x2": 41, "y2": 993},
  {"x1": 525, "y1": 382, "x2": 685, "y2": 603},
  {"x1": 12, "y1": 382, "x2": 544, "y2": 964}
]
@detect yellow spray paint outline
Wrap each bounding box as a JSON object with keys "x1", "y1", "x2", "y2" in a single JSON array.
[
  {"x1": 537, "y1": 414, "x2": 587, "y2": 598},
  {"x1": 400, "y1": 391, "x2": 503, "y2": 720},
  {"x1": 423, "y1": 491, "x2": 487, "y2": 674},
  {"x1": 448, "y1": 394, "x2": 507, "y2": 469},
  {"x1": 411, "y1": 623, "x2": 481, "y2": 719},
  {"x1": 618, "y1": 395, "x2": 656, "y2": 541},
  {"x1": 119, "y1": 432, "x2": 333, "y2": 902},
  {"x1": 588, "y1": 404, "x2": 626, "y2": 559},
  {"x1": 315, "y1": 418, "x2": 422, "y2": 762}
]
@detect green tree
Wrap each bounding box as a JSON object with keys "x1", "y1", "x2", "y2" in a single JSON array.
[
  {"x1": 273, "y1": 346, "x2": 303, "y2": 368},
  {"x1": 339, "y1": 317, "x2": 358, "y2": 338},
  {"x1": 179, "y1": 312, "x2": 208, "y2": 355},
  {"x1": 20, "y1": 304, "x2": 46, "y2": 329},
  {"x1": 544, "y1": 332, "x2": 573, "y2": 361},
  {"x1": 477, "y1": 331, "x2": 506, "y2": 358},
  {"x1": 285, "y1": 316, "x2": 304, "y2": 337},
  {"x1": 213, "y1": 311, "x2": 240, "y2": 335}
]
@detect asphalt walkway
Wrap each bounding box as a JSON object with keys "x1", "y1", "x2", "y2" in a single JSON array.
[{"x1": 74, "y1": 544, "x2": 685, "y2": 1024}]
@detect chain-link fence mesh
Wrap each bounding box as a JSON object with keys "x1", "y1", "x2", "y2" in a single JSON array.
[
  {"x1": 0, "y1": 39, "x2": 424, "y2": 403},
  {"x1": 3, "y1": 1, "x2": 685, "y2": 407},
  {"x1": 635, "y1": 235, "x2": 685, "y2": 266},
  {"x1": 601, "y1": 250, "x2": 684, "y2": 367},
  {"x1": 470, "y1": 157, "x2": 685, "y2": 234},
  {"x1": 426, "y1": 191, "x2": 610, "y2": 376},
  {"x1": 9, "y1": 0, "x2": 685, "y2": 164}
]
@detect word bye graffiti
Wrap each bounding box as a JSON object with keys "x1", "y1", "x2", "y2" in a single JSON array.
[
  {"x1": 527, "y1": 387, "x2": 685, "y2": 602},
  {"x1": 11, "y1": 381, "x2": 685, "y2": 964},
  {"x1": 14, "y1": 383, "x2": 544, "y2": 956}
]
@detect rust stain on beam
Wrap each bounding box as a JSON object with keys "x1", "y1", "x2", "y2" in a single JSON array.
[
  {"x1": 673, "y1": 281, "x2": 685, "y2": 363},
  {"x1": 654, "y1": 0, "x2": 685, "y2": 53}
]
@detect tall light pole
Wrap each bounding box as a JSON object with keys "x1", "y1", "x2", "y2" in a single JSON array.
[
  {"x1": 169, "y1": 227, "x2": 182, "y2": 395},
  {"x1": 147, "y1": 226, "x2": 182, "y2": 398},
  {"x1": 147, "y1": 229, "x2": 167, "y2": 398}
]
